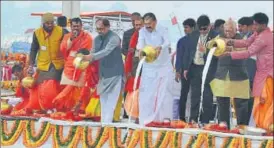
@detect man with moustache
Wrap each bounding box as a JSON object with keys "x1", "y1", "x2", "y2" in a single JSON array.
[
  {"x1": 27, "y1": 13, "x2": 65, "y2": 113},
  {"x1": 175, "y1": 18, "x2": 196, "y2": 122},
  {"x1": 136, "y1": 12, "x2": 173, "y2": 126},
  {"x1": 82, "y1": 18, "x2": 124, "y2": 123},
  {"x1": 53, "y1": 18, "x2": 97, "y2": 114},
  {"x1": 183, "y1": 15, "x2": 218, "y2": 124}
]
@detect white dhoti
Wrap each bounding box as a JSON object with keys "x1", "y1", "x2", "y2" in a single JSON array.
[
  {"x1": 99, "y1": 76, "x2": 123, "y2": 123},
  {"x1": 139, "y1": 49, "x2": 173, "y2": 125}
]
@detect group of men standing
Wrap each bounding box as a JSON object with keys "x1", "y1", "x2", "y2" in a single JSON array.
[
  {"x1": 175, "y1": 13, "x2": 273, "y2": 130},
  {"x1": 9, "y1": 11, "x2": 273, "y2": 130}
]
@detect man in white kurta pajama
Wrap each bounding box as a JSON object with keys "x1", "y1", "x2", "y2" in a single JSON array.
[{"x1": 137, "y1": 13, "x2": 173, "y2": 126}]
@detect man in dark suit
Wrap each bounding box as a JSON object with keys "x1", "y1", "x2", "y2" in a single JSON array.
[
  {"x1": 175, "y1": 18, "x2": 196, "y2": 122},
  {"x1": 121, "y1": 12, "x2": 141, "y2": 118},
  {"x1": 122, "y1": 12, "x2": 142, "y2": 56},
  {"x1": 182, "y1": 15, "x2": 218, "y2": 123}
]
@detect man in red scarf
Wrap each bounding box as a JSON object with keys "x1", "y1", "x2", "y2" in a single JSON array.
[
  {"x1": 53, "y1": 18, "x2": 99, "y2": 114},
  {"x1": 124, "y1": 17, "x2": 143, "y2": 120}
]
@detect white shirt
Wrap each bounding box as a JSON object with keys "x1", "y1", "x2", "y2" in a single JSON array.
[
  {"x1": 137, "y1": 24, "x2": 170, "y2": 51},
  {"x1": 194, "y1": 34, "x2": 208, "y2": 65}
]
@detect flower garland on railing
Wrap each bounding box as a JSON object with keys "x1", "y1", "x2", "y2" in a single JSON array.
[
  {"x1": 1, "y1": 119, "x2": 273, "y2": 148},
  {"x1": 1, "y1": 120, "x2": 25, "y2": 146},
  {"x1": 22, "y1": 121, "x2": 52, "y2": 147},
  {"x1": 205, "y1": 134, "x2": 216, "y2": 148}
]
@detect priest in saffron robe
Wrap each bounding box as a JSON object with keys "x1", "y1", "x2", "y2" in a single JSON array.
[
  {"x1": 223, "y1": 12, "x2": 273, "y2": 130},
  {"x1": 53, "y1": 17, "x2": 98, "y2": 113}
]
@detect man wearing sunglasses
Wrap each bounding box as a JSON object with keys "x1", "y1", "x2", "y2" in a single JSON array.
[
  {"x1": 82, "y1": 18, "x2": 124, "y2": 123},
  {"x1": 183, "y1": 15, "x2": 218, "y2": 124}
]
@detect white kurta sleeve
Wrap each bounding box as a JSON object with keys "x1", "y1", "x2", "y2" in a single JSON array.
[
  {"x1": 136, "y1": 29, "x2": 145, "y2": 51},
  {"x1": 161, "y1": 28, "x2": 170, "y2": 50}
]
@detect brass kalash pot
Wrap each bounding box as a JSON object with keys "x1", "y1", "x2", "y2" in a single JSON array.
[
  {"x1": 206, "y1": 37, "x2": 227, "y2": 57},
  {"x1": 73, "y1": 49, "x2": 91, "y2": 70},
  {"x1": 140, "y1": 45, "x2": 158, "y2": 63},
  {"x1": 22, "y1": 76, "x2": 35, "y2": 88}
]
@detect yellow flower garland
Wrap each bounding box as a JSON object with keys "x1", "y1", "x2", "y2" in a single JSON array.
[
  {"x1": 22, "y1": 121, "x2": 52, "y2": 147},
  {"x1": 127, "y1": 129, "x2": 141, "y2": 148},
  {"x1": 1, "y1": 120, "x2": 25, "y2": 146},
  {"x1": 0, "y1": 119, "x2": 273, "y2": 148}
]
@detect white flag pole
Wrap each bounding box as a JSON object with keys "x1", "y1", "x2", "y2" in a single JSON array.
[{"x1": 170, "y1": 12, "x2": 183, "y2": 36}]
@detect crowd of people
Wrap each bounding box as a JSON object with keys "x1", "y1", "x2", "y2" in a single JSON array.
[{"x1": 3, "y1": 11, "x2": 273, "y2": 131}]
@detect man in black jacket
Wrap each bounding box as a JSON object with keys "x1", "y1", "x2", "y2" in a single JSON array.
[
  {"x1": 182, "y1": 15, "x2": 218, "y2": 123},
  {"x1": 122, "y1": 12, "x2": 141, "y2": 56},
  {"x1": 175, "y1": 18, "x2": 196, "y2": 122}
]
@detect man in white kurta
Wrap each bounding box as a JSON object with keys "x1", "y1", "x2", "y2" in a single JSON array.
[{"x1": 136, "y1": 13, "x2": 173, "y2": 126}]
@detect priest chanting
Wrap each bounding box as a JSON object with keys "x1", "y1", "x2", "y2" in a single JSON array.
[
  {"x1": 53, "y1": 18, "x2": 98, "y2": 113},
  {"x1": 136, "y1": 13, "x2": 173, "y2": 126}
]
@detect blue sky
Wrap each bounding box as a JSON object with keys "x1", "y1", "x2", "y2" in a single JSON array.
[{"x1": 1, "y1": 1, "x2": 273, "y2": 45}]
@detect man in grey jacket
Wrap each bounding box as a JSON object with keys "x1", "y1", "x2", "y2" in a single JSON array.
[{"x1": 83, "y1": 18, "x2": 124, "y2": 123}]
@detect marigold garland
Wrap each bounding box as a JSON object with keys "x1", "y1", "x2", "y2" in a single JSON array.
[
  {"x1": 221, "y1": 137, "x2": 233, "y2": 148},
  {"x1": 96, "y1": 126, "x2": 110, "y2": 147},
  {"x1": 265, "y1": 140, "x2": 273, "y2": 148},
  {"x1": 1, "y1": 119, "x2": 274, "y2": 148},
  {"x1": 1, "y1": 120, "x2": 25, "y2": 146},
  {"x1": 22, "y1": 121, "x2": 52, "y2": 147},
  {"x1": 229, "y1": 137, "x2": 240, "y2": 148},
  {"x1": 260, "y1": 140, "x2": 268, "y2": 148},
  {"x1": 193, "y1": 133, "x2": 207, "y2": 148},
  {"x1": 52, "y1": 125, "x2": 79, "y2": 148},
  {"x1": 109, "y1": 127, "x2": 120, "y2": 148},
  {"x1": 240, "y1": 137, "x2": 251, "y2": 148},
  {"x1": 159, "y1": 131, "x2": 172, "y2": 147},
  {"x1": 205, "y1": 134, "x2": 216, "y2": 148},
  {"x1": 82, "y1": 127, "x2": 104, "y2": 148},
  {"x1": 127, "y1": 129, "x2": 141, "y2": 148},
  {"x1": 124, "y1": 129, "x2": 134, "y2": 146},
  {"x1": 185, "y1": 135, "x2": 195, "y2": 148}
]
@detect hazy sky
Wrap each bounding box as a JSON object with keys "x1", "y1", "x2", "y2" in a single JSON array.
[{"x1": 1, "y1": 1, "x2": 273, "y2": 44}]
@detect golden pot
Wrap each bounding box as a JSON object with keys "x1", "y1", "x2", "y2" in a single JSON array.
[
  {"x1": 73, "y1": 56, "x2": 89, "y2": 70},
  {"x1": 207, "y1": 37, "x2": 226, "y2": 57},
  {"x1": 22, "y1": 76, "x2": 35, "y2": 88},
  {"x1": 140, "y1": 45, "x2": 157, "y2": 63}
]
